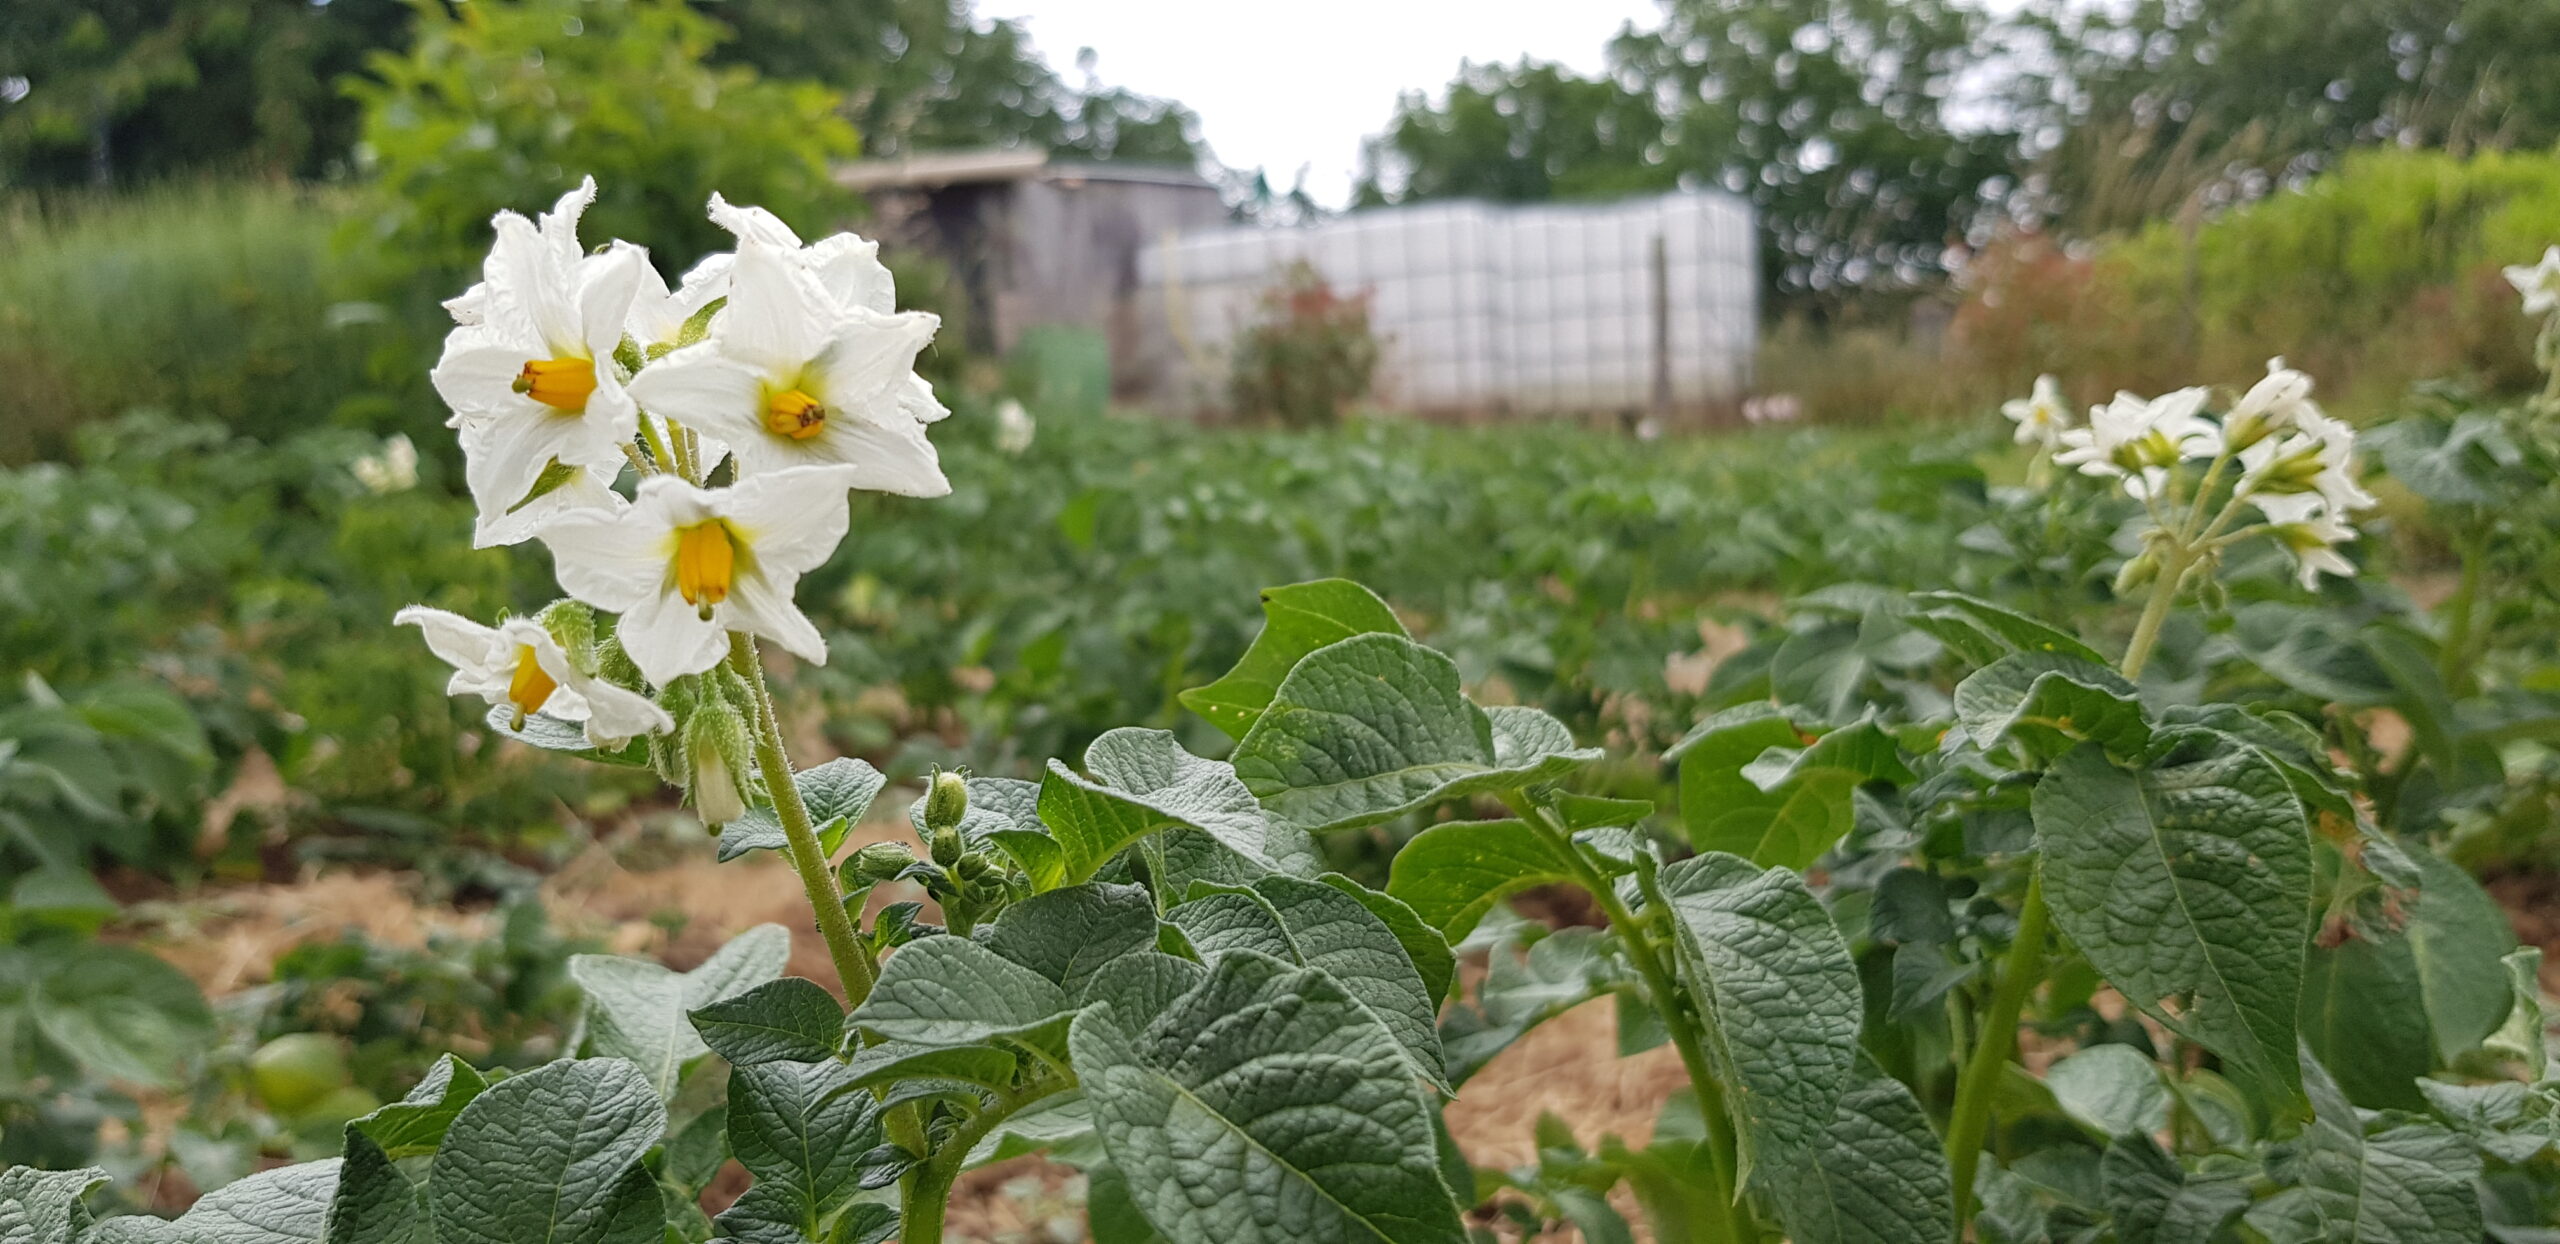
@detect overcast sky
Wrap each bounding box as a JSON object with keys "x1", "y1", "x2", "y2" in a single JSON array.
[{"x1": 976, "y1": 0, "x2": 1665, "y2": 206}]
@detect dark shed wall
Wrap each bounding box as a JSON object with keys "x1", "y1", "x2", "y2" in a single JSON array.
[{"x1": 988, "y1": 177, "x2": 1227, "y2": 392}]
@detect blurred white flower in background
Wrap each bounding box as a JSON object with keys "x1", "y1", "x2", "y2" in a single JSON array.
[
  {"x1": 352, "y1": 433, "x2": 419, "y2": 494},
  {"x1": 2001, "y1": 375, "x2": 2071, "y2": 449},
  {"x1": 2055, "y1": 387, "x2": 2217, "y2": 496},
  {"x1": 995, "y1": 399, "x2": 1037, "y2": 455},
  {"x1": 2503, "y1": 245, "x2": 2560, "y2": 316}
]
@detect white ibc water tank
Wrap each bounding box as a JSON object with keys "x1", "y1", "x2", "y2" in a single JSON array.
[{"x1": 1137, "y1": 190, "x2": 1757, "y2": 418}]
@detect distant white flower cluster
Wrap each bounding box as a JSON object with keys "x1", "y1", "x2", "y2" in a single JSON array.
[
  {"x1": 399, "y1": 177, "x2": 949, "y2": 748},
  {"x1": 2005, "y1": 359, "x2": 2375, "y2": 591}
]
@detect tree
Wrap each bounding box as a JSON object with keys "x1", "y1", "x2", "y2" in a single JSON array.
[
  {"x1": 1354, "y1": 58, "x2": 1677, "y2": 207},
  {"x1": 1618, "y1": 0, "x2": 2016, "y2": 300},
  {"x1": 347, "y1": 0, "x2": 857, "y2": 284},
  {"x1": 2009, "y1": 0, "x2": 2560, "y2": 233},
  {"x1": 0, "y1": 0, "x2": 409, "y2": 188}
]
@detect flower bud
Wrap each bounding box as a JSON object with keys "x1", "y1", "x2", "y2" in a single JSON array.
[
  {"x1": 2113, "y1": 549, "x2": 2160, "y2": 595},
  {"x1": 955, "y1": 853, "x2": 999, "y2": 884},
  {"x1": 923, "y1": 769, "x2": 970, "y2": 836},
  {"x1": 844, "y1": 841, "x2": 915, "y2": 887},
  {"x1": 537, "y1": 600, "x2": 599, "y2": 675},
  {"x1": 684, "y1": 696, "x2": 754, "y2": 827}
]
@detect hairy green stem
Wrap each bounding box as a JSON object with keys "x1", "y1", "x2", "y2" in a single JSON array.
[
  {"x1": 1506, "y1": 794, "x2": 1753, "y2": 1244},
  {"x1": 1943, "y1": 873, "x2": 2050, "y2": 1233},
  {"x1": 901, "y1": 1081, "x2": 1066, "y2": 1242},
  {"x1": 729, "y1": 635, "x2": 878, "y2": 1006}
]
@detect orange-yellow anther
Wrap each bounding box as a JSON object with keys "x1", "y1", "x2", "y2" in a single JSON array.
[
  {"x1": 764, "y1": 389, "x2": 828, "y2": 440},
  {"x1": 513, "y1": 357, "x2": 599, "y2": 411},
  {"x1": 675, "y1": 522, "x2": 736, "y2": 609},
  {"x1": 508, "y1": 645, "x2": 559, "y2": 716}
]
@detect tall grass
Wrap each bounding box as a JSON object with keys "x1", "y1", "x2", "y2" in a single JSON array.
[{"x1": 0, "y1": 182, "x2": 433, "y2": 463}]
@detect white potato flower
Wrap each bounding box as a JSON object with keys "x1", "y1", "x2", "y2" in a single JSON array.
[
  {"x1": 703, "y1": 195, "x2": 952, "y2": 429},
  {"x1": 2239, "y1": 407, "x2": 2377, "y2": 517},
  {"x1": 394, "y1": 606, "x2": 672, "y2": 747},
  {"x1": 2055, "y1": 387, "x2": 2217, "y2": 495},
  {"x1": 994, "y1": 398, "x2": 1037, "y2": 455},
  {"x1": 351, "y1": 434, "x2": 419, "y2": 495},
  {"x1": 625, "y1": 241, "x2": 945, "y2": 489},
  {"x1": 2224, "y1": 357, "x2": 2315, "y2": 449},
  {"x1": 536, "y1": 465, "x2": 861, "y2": 684},
  {"x1": 2001, "y1": 375, "x2": 2070, "y2": 449},
  {"x1": 429, "y1": 178, "x2": 647, "y2": 546},
  {"x1": 2249, "y1": 493, "x2": 2359, "y2": 590},
  {"x1": 2504, "y1": 246, "x2": 2560, "y2": 317}
]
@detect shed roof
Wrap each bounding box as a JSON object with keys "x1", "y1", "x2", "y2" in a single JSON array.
[{"x1": 834, "y1": 147, "x2": 1214, "y2": 193}]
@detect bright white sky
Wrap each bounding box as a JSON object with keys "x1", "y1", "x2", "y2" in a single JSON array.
[{"x1": 976, "y1": 0, "x2": 1667, "y2": 207}]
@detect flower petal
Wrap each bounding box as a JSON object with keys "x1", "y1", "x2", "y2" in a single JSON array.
[
  {"x1": 823, "y1": 415, "x2": 950, "y2": 499},
  {"x1": 807, "y1": 232, "x2": 897, "y2": 315},
  {"x1": 627, "y1": 347, "x2": 767, "y2": 446},
  {"x1": 810, "y1": 309, "x2": 939, "y2": 419},
  {"x1": 577, "y1": 242, "x2": 647, "y2": 362},
  {"x1": 540, "y1": 507, "x2": 672, "y2": 614},
  {"x1": 723, "y1": 564, "x2": 827, "y2": 665},
  {"x1": 394, "y1": 606, "x2": 506, "y2": 686},
  {"x1": 618, "y1": 583, "x2": 730, "y2": 684},
  {"x1": 707, "y1": 193, "x2": 805, "y2": 250},
  {"x1": 718, "y1": 241, "x2": 824, "y2": 377},
  {"x1": 723, "y1": 464, "x2": 860, "y2": 574}
]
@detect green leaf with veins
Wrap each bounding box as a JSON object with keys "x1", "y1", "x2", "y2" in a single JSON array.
[
  {"x1": 2302, "y1": 846, "x2": 2514, "y2": 1108},
  {"x1": 1182, "y1": 579, "x2": 1408, "y2": 740},
  {"x1": 979, "y1": 882, "x2": 1160, "y2": 1001},
  {"x1": 1167, "y1": 875, "x2": 1448, "y2": 1091},
  {"x1": 725, "y1": 1060, "x2": 888, "y2": 1236},
  {"x1": 843, "y1": 1039, "x2": 1017, "y2": 1092},
  {"x1": 426, "y1": 1058, "x2": 667, "y2": 1244},
  {"x1": 352, "y1": 1053, "x2": 487, "y2": 1158},
  {"x1": 1385, "y1": 819, "x2": 1575, "y2": 943},
  {"x1": 1039, "y1": 728, "x2": 1290, "y2": 884},
  {"x1": 1763, "y1": 1068, "x2": 1953, "y2": 1244},
  {"x1": 1906, "y1": 590, "x2": 2106, "y2": 668},
  {"x1": 0, "y1": 1167, "x2": 107, "y2": 1244},
  {"x1": 87, "y1": 1160, "x2": 339, "y2": 1244},
  {"x1": 1230, "y1": 634, "x2": 1598, "y2": 834},
  {"x1": 2032, "y1": 742, "x2": 2310, "y2": 1105},
  {"x1": 2243, "y1": 1053, "x2": 2479, "y2": 1243},
  {"x1": 1070, "y1": 951, "x2": 1466, "y2": 1244},
  {"x1": 2100, "y1": 1135, "x2": 2249, "y2": 1244},
  {"x1": 1658, "y1": 852, "x2": 1860, "y2": 1187},
  {"x1": 2044, "y1": 1044, "x2": 2170, "y2": 1137},
  {"x1": 1321, "y1": 877, "x2": 1455, "y2": 1007},
  {"x1": 1670, "y1": 706, "x2": 1891, "y2": 871},
  {"x1": 483, "y1": 705, "x2": 649, "y2": 767},
  {"x1": 1955, "y1": 651, "x2": 2149, "y2": 761},
  {"x1": 568, "y1": 923, "x2": 789, "y2": 1097},
  {"x1": 846, "y1": 934, "x2": 1073, "y2": 1052},
  {"x1": 688, "y1": 976, "x2": 845, "y2": 1066},
  {"x1": 718, "y1": 757, "x2": 887, "y2": 862}
]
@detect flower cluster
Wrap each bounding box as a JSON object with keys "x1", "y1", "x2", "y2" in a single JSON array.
[
  {"x1": 398, "y1": 178, "x2": 946, "y2": 816},
  {"x1": 2008, "y1": 359, "x2": 2375, "y2": 591}
]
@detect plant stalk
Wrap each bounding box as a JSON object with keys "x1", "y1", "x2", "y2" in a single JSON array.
[
  {"x1": 730, "y1": 635, "x2": 878, "y2": 1006},
  {"x1": 1507, "y1": 794, "x2": 1753, "y2": 1244},
  {"x1": 2119, "y1": 545, "x2": 2191, "y2": 681},
  {"x1": 900, "y1": 1081, "x2": 1063, "y2": 1242},
  {"x1": 1942, "y1": 872, "x2": 2050, "y2": 1234}
]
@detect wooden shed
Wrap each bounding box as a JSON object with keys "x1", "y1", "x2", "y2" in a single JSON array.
[{"x1": 836, "y1": 149, "x2": 1227, "y2": 397}]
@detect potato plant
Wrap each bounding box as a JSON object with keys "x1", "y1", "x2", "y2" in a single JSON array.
[{"x1": 5, "y1": 183, "x2": 2558, "y2": 1244}]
